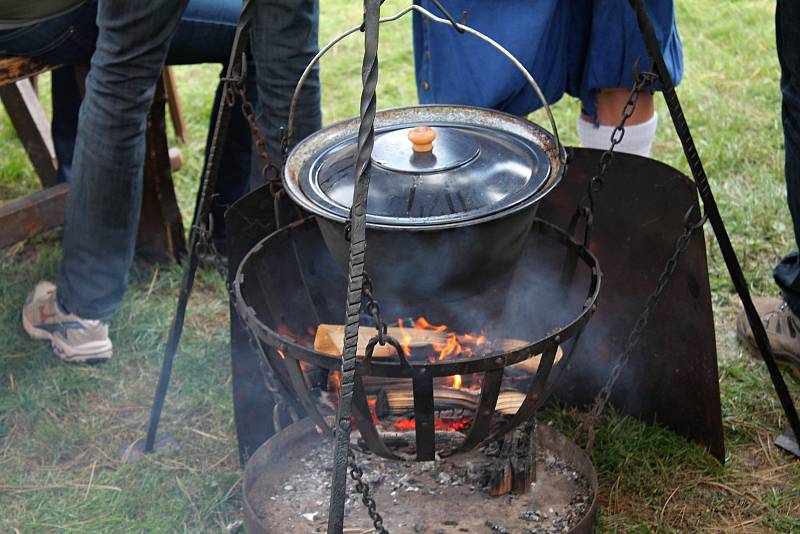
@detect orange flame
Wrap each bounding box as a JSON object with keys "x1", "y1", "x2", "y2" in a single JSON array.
[
  {"x1": 328, "y1": 370, "x2": 341, "y2": 393},
  {"x1": 396, "y1": 319, "x2": 413, "y2": 357},
  {"x1": 414, "y1": 316, "x2": 448, "y2": 332},
  {"x1": 400, "y1": 316, "x2": 487, "y2": 388},
  {"x1": 451, "y1": 374, "x2": 462, "y2": 389}
]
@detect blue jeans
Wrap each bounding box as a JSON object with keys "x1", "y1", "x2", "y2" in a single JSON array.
[
  {"x1": 774, "y1": 0, "x2": 800, "y2": 315},
  {"x1": 0, "y1": 0, "x2": 256, "y2": 259},
  {"x1": 249, "y1": 0, "x2": 321, "y2": 173},
  {"x1": 0, "y1": 0, "x2": 321, "y2": 320}
]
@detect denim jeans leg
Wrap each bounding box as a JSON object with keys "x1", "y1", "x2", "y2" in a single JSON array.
[
  {"x1": 250, "y1": 0, "x2": 322, "y2": 188},
  {"x1": 50, "y1": 68, "x2": 82, "y2": 184},
  {"x1": 56, "y1": 0, "x2": 188, "y2": 320},
  {"x1": 165, "y1": 0, "x2": 256, "y2": 250},
  {"x1": 774, "y1": 0, "x2": 800, "y2": 315}
]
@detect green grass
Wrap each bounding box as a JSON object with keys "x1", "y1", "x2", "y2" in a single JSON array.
[{"x1": 2, "y1": 0, "x2": 800, "y2": 532}]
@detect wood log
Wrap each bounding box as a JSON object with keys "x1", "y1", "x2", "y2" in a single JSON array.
[
  {"x1": 464, "y1": 421, "x2": 536, "y2": 497},
  {"x1": 490, "y1": 454, "x2": 513, "y2": 497},
  {"x1": 314, "y1": 323, "x2": 456, "y2": 357},
  {"x1": 491, "y1": 421, "x2": 536, "y2": 497},
  {"x1": 0, "y1": 57, "x2": 52, "y2": 86},
  {"x1": 375, "y1": 388, "x2": 526, "y2": 417},
  {"x1": 313, "y1": 324, "x2": 561, "y2": 372},
  {"x1": 509, "y1": 421, "x2": 537, "y2": 494}
]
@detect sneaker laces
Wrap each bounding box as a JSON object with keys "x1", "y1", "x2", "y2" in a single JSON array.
[{"x1": 765, "y1": 301, "x2": 800, "y2": 339}]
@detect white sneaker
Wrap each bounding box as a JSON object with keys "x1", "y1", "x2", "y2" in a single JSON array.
[{"x1": 22, "y1": 281, "x2": 113, "y2": 363}]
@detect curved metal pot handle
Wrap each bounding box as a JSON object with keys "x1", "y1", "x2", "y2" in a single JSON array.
[{"x1": 285, "y1": 4, "x2": 564, "y2": 163}]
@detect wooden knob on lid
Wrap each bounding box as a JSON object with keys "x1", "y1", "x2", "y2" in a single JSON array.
[{"x1": 408, "y1": 126, "x2": 436, "y2": 153}]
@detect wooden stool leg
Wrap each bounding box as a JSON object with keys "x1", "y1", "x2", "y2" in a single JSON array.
[
  {"x1": 136, "y1": 79, "x2": 187, "y2": 262},
  {"x1": 0, "y1": 183, "x2": 68, "y2": 249},
  {"x1": 0, "y1": 79, "x2": 58, "y2": 187},
  {"x1": 162, "y1": 66, "x2": 188, "y2": 144}
]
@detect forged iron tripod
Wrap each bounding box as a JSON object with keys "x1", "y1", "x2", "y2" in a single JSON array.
[{"x1": 142, "y1": 0, "x2": 799, "y2": 532}]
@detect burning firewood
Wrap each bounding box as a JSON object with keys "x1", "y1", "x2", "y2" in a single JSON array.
[
  {"x1": 314, "y1": 323, "x2": 457, "y2": 357},
  {"x1": 313, "y1": 324, "x2": 560, "y2": 369},
  {"x1": 375, "y1": 388, "x2": 527, "y2": 417}
]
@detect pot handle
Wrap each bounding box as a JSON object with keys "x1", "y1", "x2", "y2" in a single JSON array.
[{"x1": 285, "y1": 4, "x2": 564, "y2": 164}]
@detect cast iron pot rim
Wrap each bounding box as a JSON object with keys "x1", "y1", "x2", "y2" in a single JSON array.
[{"x1": 283, "y1": 104, "x2": 567, "y2": 231}]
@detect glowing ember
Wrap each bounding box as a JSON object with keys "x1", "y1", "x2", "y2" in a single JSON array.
[{"x1": 393, "y1": 417, "x2": 471, "y2": 432}]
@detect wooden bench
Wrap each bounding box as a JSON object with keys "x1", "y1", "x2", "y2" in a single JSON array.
[{"x1": 0, "y1": 57, "x2": 186, "y2": 262}]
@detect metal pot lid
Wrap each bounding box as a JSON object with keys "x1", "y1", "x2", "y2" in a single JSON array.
[{"x1": 284, "y1": 106, "x2": 563, "y2": 228}]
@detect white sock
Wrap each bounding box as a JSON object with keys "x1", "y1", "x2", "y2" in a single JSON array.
[{"x1": 577, "y1": 112, "x2": 658, "y2": 157}]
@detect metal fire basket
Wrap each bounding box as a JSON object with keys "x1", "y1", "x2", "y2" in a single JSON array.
[{"x1": 232, "y1": 215, "x2": 600, "y2": 461}]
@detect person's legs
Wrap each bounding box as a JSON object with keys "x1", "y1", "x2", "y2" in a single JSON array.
[
  {"x1": 56, "y1": 0, "x2": 188, "y2": 321},
  {"x1": 166, "y1": 0, "x2": 256, "y2": 252},
  {"x1": 774, "y1": 0, "x2": 800, "y2": 311},
  {"x1": 50, "y1": 68, "x2": 82, "y2": 184},
  {"x1": 250, "y1": 0, "x2": 321, "y2": 185},
  {"x1": 736, "y1": 0, "x2": 800, "y2": 371},
  {"x1": 574, "y1": 0, "x2": 682, "y2": 157},
  {"x1": 577, "y1": 90, "x2": 658, "y2": 157}
]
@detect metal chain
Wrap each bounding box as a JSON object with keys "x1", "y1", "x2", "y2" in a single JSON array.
[
  {"x1": 226, "y1": 55, "x2": 279, "y2": 185},
  {"x1": 590, "y1": 68, "x2": 659, "y2": 193},
  {"x1": 226, "y1": 56, "x2": 295, "y2": 230},
  {"x1": 204, "y1": 59, "x2": 295, "y2": 431},
  {"x1": 362, "y1": 274, "x2": 388, "y2": 343},
  {"x1": 194, "y1": 55, "x2": 279, "y2": 282},
  {"x1": 570, "y1": 68, "x2": 660, "y2": 244},
  {"x1": 576, "y1": 206, "x2": 708, "y2": 453},
  {"x1": 233, "y1": 291, "x2": 300, "y2": 432},
  {"x1": 195, "y1": 214, "x2": 228, "y2": 280},
  {"x1": 250, "y1": 333, "x2": 300, "y2": 432},
  {"x1": 348, "y1": 449, "x2": 389, "y2": 534},
  {"x1": 570, "y1": 66, "x2": 711, "y2": 454}
]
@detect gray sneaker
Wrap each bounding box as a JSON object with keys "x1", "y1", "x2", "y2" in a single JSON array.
[
  {"x1": 736, "y1": 297, "x2": 800, "y2": 378},
  {"x1": 22, "y1": 281, "x2": 113, "y2": 363}
]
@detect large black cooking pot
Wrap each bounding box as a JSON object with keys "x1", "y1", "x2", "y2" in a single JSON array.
[
  {"x1": 281, "y1": 6, "x2": 566, "y2": 314},
  {"x1": 283, "y1": 105, "x2": 565, "y2": 311}
]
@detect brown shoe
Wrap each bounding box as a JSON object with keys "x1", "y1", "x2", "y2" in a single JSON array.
[{"x1": 736, "y1": 297, "x2": 800, "y2": 378}]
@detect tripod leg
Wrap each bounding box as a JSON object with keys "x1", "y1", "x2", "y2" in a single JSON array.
[
  {"x1": 628, "y1": 0, "x2": 800, "y2": 457},
  {"x1": 142, "y1": 2, "x2": 254, "y2": 454}
]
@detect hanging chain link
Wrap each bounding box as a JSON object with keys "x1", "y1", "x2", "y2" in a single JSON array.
[
  {"x1": 575, "y1": 206, "x2": 707, "y2": 453},
  {"x1": 572, "y1": 68, "x2": 711, "y2": 453},
  {"x1": 249, "y1": 329, "x2": 300, "y2": 432},
  {"x1": 348, "y1": 449, "x2": 389, "y2": 534},
  {"x1": 570, "y1": 68, "x2": 660, "y2": 245},
  {"x1": 219, "y1": 55, "x2": 301, "y2": 433},
  {"x1": 233, "y1": 289, "x2": 300, "y2": 432},
  {"x1": 362, "y1": 274, "x2": 389, "y2": 343},
  {"x1": 194, "y1": 214, "x2": 228, "y2": 280},
  {"x1": 226, "y1": 54, "x2": 279, "y2": 185}
]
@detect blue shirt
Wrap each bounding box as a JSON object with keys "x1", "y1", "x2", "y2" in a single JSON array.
[{"x1": 413, "y1": 0, "x2": 683, "y2": 120}]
